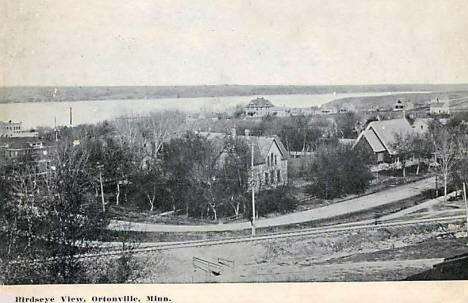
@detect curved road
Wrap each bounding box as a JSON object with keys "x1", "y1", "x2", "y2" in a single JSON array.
[{"x1": 108, "y1": 177, "x2": 435, "y2": 232}]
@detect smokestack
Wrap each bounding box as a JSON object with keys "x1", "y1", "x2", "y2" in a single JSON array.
[{"x1": 69, "y1": 107, "x2": 73, "y2": 128}]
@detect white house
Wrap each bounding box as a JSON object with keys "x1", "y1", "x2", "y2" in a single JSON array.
[
  {"x1": 412, "y1": 118, "x2": 431, "y2": 134},
  {"x1": 430, "y1": 97, "x2": 450, "y2": 115}
]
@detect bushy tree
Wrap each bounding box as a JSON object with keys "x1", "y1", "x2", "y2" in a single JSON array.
[
  {"x1": 306, "y1": 144, "x2": 374, "y2": 199},
  {"x1": 245, "y1": 186, "x2": 297, "y2": 219},
  {"x1": 160, "y1": 132, "x2": 216, "y2": 217}
]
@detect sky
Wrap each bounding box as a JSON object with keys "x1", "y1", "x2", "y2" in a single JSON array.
[{"x1": 1, "y1": 0, "x2": 468, "y2": 86}]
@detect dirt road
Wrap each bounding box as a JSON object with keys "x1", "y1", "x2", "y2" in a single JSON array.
[{"x1": 109, "y1": 177, "x2": 435, "y2": 232}]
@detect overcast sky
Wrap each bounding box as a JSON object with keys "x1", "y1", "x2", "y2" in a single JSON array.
[{"x1": 1, "y1": 0, "x2": 468, "y2": 86}]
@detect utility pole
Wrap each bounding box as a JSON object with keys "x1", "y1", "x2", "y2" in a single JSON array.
[
  {"x1": 251, "y1": 142, "x2": 256, "y2": 236},
  {"x1": 97, "y1": 164, "x2": 105, "y2": 212},
  {"x1": 54, "y1": 116, "x2": 58, "y2": 141},
  {"x1": 69, "y1": 107, "x2": 73, "y2": 128},
  {"x1": 464, "y1": 183, "x2": 468, "y2": 232}
]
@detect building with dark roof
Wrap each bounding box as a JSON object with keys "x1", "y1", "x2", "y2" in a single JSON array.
[
  {"x1": 245, "y1": 97, "x2": 275, "y2": 117},
  {"x1": 200, "y1": 129, "x2": 288, "y2": 191},
  {"x1": 353, "y1": 118, "x2": 413, "y2": 163},
  {"x1": 0, "y1": 137, "x2": 56, "y2": 164}
]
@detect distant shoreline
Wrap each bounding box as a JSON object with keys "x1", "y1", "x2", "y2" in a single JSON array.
[{"x1": 1, "y1": 84, "x2": 467, "y2": 104}]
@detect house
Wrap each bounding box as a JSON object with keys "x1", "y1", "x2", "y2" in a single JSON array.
[
  {"x1": 430, "y1": 97, "x2": 450, "y2": 115},
  {"x1": 1, "y1": 121, "x2": 22, "y2": 137},
  {"x1": 1, "y1": 121, "x2": 39, "y2": 138},
  {"x1": 200, "y1": 129, "x2": 288, "y2": 192},
  {"x1": 319, "y1": 106, "x2": 338, "y2": 115},
  {"x1": 245, "y1": 97, "x2": 274, "y2": 117},
  {"x1": 412, "y1": 118, "x2": 431, "y2": 134},
  {"x1": 269, "y1": 106, "x2": 287, "y2": 117},
  {"x1": 393, "y1": 99, "x2": 414, "y2": 111},
  {"x1": 1, "y1": 120, "x2": 22, "y2": 133},
  {"x1": 353, "y1": 118, "x2": 413, "y2": 163},
  {"x1": 0, "y1": 137, "x2": 56, "y2": 170}
]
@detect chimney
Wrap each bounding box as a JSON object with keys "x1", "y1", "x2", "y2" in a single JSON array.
[
  {"x1": 231, "y1": 127, "x2": 236, "y2": 137},
  {"x1": 245, "y1": 129, "x2": 250, "y2": 137}
]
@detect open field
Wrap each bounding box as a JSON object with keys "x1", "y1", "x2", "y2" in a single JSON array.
[{"x1": 326, "y1": 91, "x2": 468, "y2": 112}]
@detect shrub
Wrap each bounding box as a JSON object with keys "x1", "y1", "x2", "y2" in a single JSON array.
[{"x1": 244, "y1": 186, "x2": 298, "y2": 219}]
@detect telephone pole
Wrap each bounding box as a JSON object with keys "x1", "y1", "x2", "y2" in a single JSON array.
[
  {"x1": 464, "y1": 183, "x2": 468, "y2": 232},
  {"x1": 251, "y1": 142, "x2": 256, "y2": 236},
  {"x1": 97, "y1": 164, "x2": 105, "y2": 212}
]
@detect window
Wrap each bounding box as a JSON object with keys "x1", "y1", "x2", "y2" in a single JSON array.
[
  {"x1": 265, "y1": 172, "x2": 269, "y2": 185},
  {"x1": 377, "y1": 153, "x2": 384, "y2": 163},
  {"x1": 271, "y1": 172, "x2": 275, "y2": 184},
  {"x1": 271, "y1": 153, "x2": 274, "y2": 165},
  {"x1": 277, "y1": 170, "x2": 281, "y2": 183},
  {"x1": 274, "y1": 155, "x2": 277, "y2": 165}
]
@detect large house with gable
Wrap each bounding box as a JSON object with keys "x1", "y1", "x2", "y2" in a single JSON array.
[
  {"x1": 353, "y1": 119, "x2": 414, "y2": 163},
  {"x1": 200, "y1": 129, "x2": 288, "y2": 192},
  {"x1": 245, "y1": 97, "x2": 288, "y2": 117},
  {"x1": 245, "y1": 97, "x2": 274, "y2": 117}
]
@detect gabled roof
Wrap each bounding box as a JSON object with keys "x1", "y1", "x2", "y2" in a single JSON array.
[
  {"x1": 199, "y1": 132, "x2": 288, "y2": 165},
  {"x1": 362, "y1": 130, "x2": 386, "y2": 153},
  {"x1": 412, "y1": 118, "x2": 431, "y2": 126},
  {"x1": 246, "y1": 97, "x2": 274, "y2": 108},
  {"x1": 354, "y1": 119, "x2": 413, "y2": 155},
  {"x1": 368, "y1": 119, "x2": 413, "y2": 154},
  {"x1": 430, "y1": 103, "x2": 448, "y2": 108}
]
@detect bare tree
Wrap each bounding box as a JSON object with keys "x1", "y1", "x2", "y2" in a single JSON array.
[{"x1": 432, "y1": 125, "x2": 459, "y2": 200}]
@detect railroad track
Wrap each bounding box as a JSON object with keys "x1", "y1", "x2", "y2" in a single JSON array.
[
  {"x1": 99, "y1": 215, "x2": 466, "y2": 257},
  {"x1": 10, "y1": 215, "x2": 466, "y2": 265}
]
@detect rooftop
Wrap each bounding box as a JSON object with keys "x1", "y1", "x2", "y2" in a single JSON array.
[
  {"x1": 246, "y1": 97, "x2": 274, "y2": 108},
  {"x1": 367, "y1": 119, "x2": 413, "y2": 154},
  {"x1": 199, "y1": 131, "x2": 288, "y2": 165}
]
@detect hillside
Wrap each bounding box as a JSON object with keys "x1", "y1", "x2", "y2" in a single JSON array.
[
  {"x1": 2, "y1": 84, "x2": 468, "y2": 103},
  {"x1": 325, "y1": 91, "x2": 468, "y2": 112}
]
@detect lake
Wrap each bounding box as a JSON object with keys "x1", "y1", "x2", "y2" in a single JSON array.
[{"x1": 0, "y1": 92, "x2": 427, "y2": 129}]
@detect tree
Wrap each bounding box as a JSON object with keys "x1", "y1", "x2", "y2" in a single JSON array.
[
  {"x1": 161, "y1": 132, "x2": 216, "y2": 217},
  {"x1": 431, "y1": 123, "x2": 459, "y2": 200},
  {"x1": 132, "y1": 165, "x2": 165, "y2": 212},
  {"x1": 1, "y1": 144, "x2": 108, "y2": 284},
  {"x1": 211, "y1": 137, "x2": 250, "y2": 217},
  {"x1": 306, "y1": 144, "x2": 374, "y2": 199},
  {"x1": 335, "y1": 112, "x2": 359, "y2": 139}
]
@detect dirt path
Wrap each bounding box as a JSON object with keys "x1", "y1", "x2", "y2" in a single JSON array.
[
  {"x1": 108, "y1": 177, "x2": 435, "y2": 232},
  {"x1": 379, "y1": 191, "x2": 458, "y2": 221}
]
